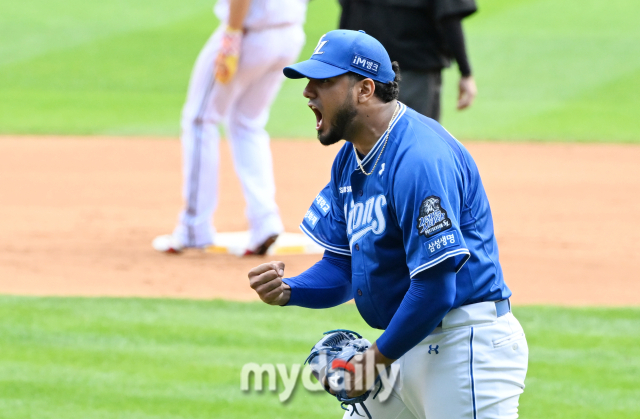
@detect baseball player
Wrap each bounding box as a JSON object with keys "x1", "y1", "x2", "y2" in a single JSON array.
[
  {"x1": 248, "y1": 30, "x2": 528, "y2": 418},
  {"x1": 153, "y1": 0, "x2": 307, "y2": 255}
]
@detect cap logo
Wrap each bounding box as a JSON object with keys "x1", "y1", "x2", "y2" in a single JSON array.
[
  {"x1": 312, "y1": 35, "x2": 328, "y2": 55},
  {"x1": 351, "y1": 54, "x2": 379, "y2": 75}
]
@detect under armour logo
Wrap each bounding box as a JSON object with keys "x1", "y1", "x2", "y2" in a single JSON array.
[
  {"x1": 379, "y1": 163, "x2": 385, "y2": 176},
  {"x1": 312, "y1": 35, "x2": 328, "y2": 55},
  {"x1": 428, "y1": 345, "x2": 439, "y2": 354}
]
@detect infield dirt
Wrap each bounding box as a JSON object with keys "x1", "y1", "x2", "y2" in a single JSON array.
[{"x1": 1, "y1": 136, "x2": 638, "y2": 305}]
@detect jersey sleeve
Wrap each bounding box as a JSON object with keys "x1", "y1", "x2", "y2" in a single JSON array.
[
  {"x1": 299, "y1": 183, "x2": 351, "y2": 256},
  {"x1": 391, "y1": 147, "x2": 470, "y2": 278}
]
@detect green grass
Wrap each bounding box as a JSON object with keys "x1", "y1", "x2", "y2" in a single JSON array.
[
  {"x1": 0, "y1": 0, "x2": 339, "y2": 137},
  {"x1": 1, "y1": 0, "x2": 639, "y2": 141},
  {"x1": 439, "y1": 0, "x2": 640, "y2": 142},
  {"x1": 0, "y1": 297, "x2": 638, "y2": 419}
]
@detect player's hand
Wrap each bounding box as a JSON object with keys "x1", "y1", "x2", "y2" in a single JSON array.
[
  {"x1": 457, "y1": 75, "x2": 477, "y2": 110},
  {"x1": 324, "y1": 344, "x2": 395, "y2": 398},
  {"x1": 343, "y1": 352, "x2": 371, "y2": 398},
  {"x1": 215, "y1": 27, "x2": 243, "y2": 84},
  {"x1": 248, "y1": 261, "x2": 290, "y2": 306}
]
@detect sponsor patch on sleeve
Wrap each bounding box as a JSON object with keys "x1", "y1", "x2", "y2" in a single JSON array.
[
  {"x1": 424, "y1": 230, "x2": 460, "y2": 256},
  {"x1": 304, "y1": 209, "x2": 321, "y2": 230},
  {"x1": 416, "y1": 196, "x2": 452, "y2": 238},
  {"x1": 313, "y1": 192, "x2": 331, "y2": 217},
  {"x1": 351, "y1": 54, "x2": 380, "y2": 75}
]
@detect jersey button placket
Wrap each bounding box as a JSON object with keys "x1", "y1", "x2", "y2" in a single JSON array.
[{"x1": 355, "y1": 243, "x2": 360, "y2": 251}]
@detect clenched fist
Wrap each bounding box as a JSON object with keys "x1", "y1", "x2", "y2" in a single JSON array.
[{"x1": 248, "y1": 261, "x2": 291, "y2": 306}]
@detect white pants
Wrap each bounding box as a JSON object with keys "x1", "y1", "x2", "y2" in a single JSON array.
[
  {"x1": 345, "y1": 302, "x2": 529, "y2": 419},
  {"x1": 174, "y1": 24, "x2": 305, "y2": 248}
]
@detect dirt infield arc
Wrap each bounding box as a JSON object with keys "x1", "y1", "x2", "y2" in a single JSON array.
[{"x1": 1, "y1": 136, "x2": 639, "y2": 305}]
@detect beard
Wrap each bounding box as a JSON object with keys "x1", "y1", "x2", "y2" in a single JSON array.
[{"x1": 317, "y1": 96, "x2": 358, "y2": 146}]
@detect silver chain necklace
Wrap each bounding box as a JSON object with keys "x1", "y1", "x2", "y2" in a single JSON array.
[{"x1": 354, "y1": 103, "x2": 400, "y2": 176}]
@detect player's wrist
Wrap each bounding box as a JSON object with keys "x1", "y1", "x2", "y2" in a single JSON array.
[
  {"x1": 224, "y1": 25, "x2": 244, "y2": 35},
  {"x1": 275, "y1": 283, "x2": 291, "y2": 306},
  {"x1": 371, "y1": 342, "x2": 396, "y2": 367}
]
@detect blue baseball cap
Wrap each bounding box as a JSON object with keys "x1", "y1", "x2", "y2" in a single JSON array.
[{"x1": 283, "y1": 30, "x2": 395, "y2": 83}]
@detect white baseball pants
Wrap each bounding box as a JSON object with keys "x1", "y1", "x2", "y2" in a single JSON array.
[
  {"x1": 345, "y1": 302, "x2": 529, "y2": 419},
  {"x1": 173, "y1": 24, "x2": 305, "y2": 248}
]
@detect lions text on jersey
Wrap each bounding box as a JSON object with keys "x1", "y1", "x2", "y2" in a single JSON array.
[{"x1": 300, "y1": 102, "x2": 511, "y2": 329}]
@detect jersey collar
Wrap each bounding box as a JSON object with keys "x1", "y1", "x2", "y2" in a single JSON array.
[{"x1": 352, "y1": 102, "x2": 407, "y2": 171}]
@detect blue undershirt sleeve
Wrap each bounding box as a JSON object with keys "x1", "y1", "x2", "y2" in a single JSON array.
[
  {"x1": 282, "y1": 250, "x2": 353, "y2": 309},
  {"x1": 376, "y1": 258, "x2": 457, "y2": 360}
]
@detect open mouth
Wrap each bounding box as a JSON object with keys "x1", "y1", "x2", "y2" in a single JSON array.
[{"x1": 309, "y1": 104, "x2": 323, "y2": 131}]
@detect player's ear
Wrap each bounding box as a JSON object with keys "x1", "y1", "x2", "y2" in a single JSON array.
[{"x1": 357, "y1": 78, "x2": 376, "y2": 104}]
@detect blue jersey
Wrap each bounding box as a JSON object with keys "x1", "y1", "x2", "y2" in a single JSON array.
[{"x1": 300, "y1": 103, "x2": 511, "y2": 330}]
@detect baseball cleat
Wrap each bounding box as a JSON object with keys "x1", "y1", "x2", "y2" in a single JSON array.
[
  {"x1": 243, "y1": 234, "x2": 279, "y2": 256},
  {"x1": 152, "y1": 234, "x2": 185, "y2": 254}
]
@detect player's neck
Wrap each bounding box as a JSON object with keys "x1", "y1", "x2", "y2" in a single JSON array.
[{"x1": 348, "y1": 100, "x2": 398, "y2": 157}]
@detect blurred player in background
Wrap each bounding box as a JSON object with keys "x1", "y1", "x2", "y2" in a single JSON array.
[
  {"x1": 339, "y1": 0, "x2": 478, "y2": 121},
  {"x1": 153, "y1": 0, "x2": 307, "y2": 255}
]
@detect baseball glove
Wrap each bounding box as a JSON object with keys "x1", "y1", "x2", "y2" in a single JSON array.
[{"x1": 305, "y1": 329, "x2": 379, "y2": 418}]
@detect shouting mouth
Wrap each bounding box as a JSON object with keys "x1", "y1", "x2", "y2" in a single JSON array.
[{"x1": 309, "y1": 104, "x2": 323, "y2": 131}]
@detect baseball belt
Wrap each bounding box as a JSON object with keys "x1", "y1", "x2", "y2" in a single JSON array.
[{"x1": 437, "y1": 299, "x2": 511, "y2": 328}]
